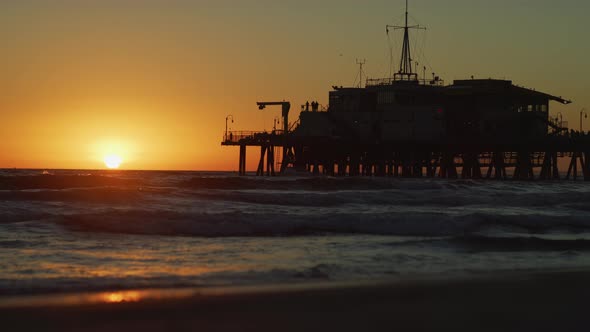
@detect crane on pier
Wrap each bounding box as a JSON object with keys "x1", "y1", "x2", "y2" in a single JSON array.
[
  {"x1": 256, "y1": 101, "x2": 295, "y2": 173},
  {"x1": 257, "y1": 101, "x2": 290, "y2": 134}
]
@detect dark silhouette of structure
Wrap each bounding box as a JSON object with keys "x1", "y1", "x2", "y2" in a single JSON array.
[{"x1": 222, "y1": 1, "x2": 589, "y2": 181}]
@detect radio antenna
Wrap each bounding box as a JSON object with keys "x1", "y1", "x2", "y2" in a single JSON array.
[
  {"x1": 356, "y1": 59, "x2": 366, "y2": 88},
  {"x1": 386, "y1": 0, "x2": 426, "y2": 81}
]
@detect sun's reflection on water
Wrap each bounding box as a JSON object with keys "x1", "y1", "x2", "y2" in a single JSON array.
[
  {"x1": 0, "y1": 288, "x2": 200, "y2": 308},
  {"x1": 103, "y1": 291, "x2": 141, "y2": 303}
]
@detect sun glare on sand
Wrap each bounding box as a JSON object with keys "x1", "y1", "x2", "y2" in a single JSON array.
[{"x1": 104, "y1": 154, "x2": 123, "y2": 169}]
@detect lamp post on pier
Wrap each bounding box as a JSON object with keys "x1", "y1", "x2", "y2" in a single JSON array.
[{"x1": 225, "y1": 115, "x2": 234, "y2": 141}]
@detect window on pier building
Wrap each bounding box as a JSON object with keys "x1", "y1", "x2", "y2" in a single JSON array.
[
  {"x1": 540, "y1": 104, "x2": 548, "y2": 112},
  {"x1": 516, "y1": 104, "x2": 548, "y2": 113}
]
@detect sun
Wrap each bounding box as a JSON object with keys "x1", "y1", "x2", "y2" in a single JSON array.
[{"x1": 104, "y1": 154, "x2": 123, "y2": 169}]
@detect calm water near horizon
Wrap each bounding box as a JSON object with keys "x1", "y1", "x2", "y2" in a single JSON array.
[{"x1": 1, "y1": 169, "x2": 590, "y2": 295}]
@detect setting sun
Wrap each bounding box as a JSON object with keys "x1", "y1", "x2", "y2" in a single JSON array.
[{"x1": 104, "y1": 154, "x2": 123, "y2": 169}]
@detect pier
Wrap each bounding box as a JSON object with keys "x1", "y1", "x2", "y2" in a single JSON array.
[
  {"x1": 221, "y1": 0, "x2": 590, "y2": 181},
  {"x1": 222, "y1": 128, "x2": 590, "y2": 181}
]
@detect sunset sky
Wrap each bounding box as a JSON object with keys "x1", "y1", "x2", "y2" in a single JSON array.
[{"x1": 1, "y1": 0, "x2": 588, "y2": 170}]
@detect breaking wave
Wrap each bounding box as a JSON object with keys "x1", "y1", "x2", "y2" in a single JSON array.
[
  {"x1": 40, "y1": 209, "x2": 590, "y2": 238},
  {"x1": 4, "y1": 170, "x2": 590, "y2": 297},
  {"x1": 0, "y1": 174, "x2": 141, "y2": 190},
  {"x1": 3, "y1": 171, "x2": 590, "y2": 239}
]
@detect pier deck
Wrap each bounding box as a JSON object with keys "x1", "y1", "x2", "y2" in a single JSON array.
[{"x1": 222, "y1": 131, "x2": 590, "y2": 180}]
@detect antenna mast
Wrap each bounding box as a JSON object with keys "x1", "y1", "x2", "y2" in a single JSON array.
[
  {"x1": 386, "y1": 0, "x2": 426, "y2": 82},
  {"x1": 356, "y1": 59, "x2": 366, "y2": 88}
]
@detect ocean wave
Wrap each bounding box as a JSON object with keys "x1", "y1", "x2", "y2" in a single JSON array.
[
  {"x1": 179, "y1": 176, "x2": 590, "y2": 192},
  {"x1": 49, "y1": 209, "x2": 590, "y2": 238},
  {"x1": 4, "y1": 183, "x2": 590, "y2": 211},
  {"x1": 0, "y1": 240, "x2": 29, "y2": 248},
  {"x1": 0, "y1": 207, "x2": 54, "y2": 224},
  {"x1": 448, "y1": 235, "x2": 590, "y2": 252},
  {"x1": 0, "y1": 187, "x2": 168, "y2": 204},
  {"x1": 180, "y1": 176, "x2": 456, "y2": 191},
  {"x1": 0, "y1": 175, "x2": 141, "y2": 190},
  {"x1": 178, "y1": 188, "x2": 590, "y2": 209},
  {"x1": 0, "y1": 264, "x2": 340, "y2": 296}
]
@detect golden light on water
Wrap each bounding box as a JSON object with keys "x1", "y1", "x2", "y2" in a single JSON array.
[{"x1": 103, "y1": 291, "x2": 141, "y2": 303}]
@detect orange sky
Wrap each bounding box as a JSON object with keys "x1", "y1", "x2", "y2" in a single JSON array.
[{"x1": 1, "y1": 0, "x2": 588, "y2": 171}]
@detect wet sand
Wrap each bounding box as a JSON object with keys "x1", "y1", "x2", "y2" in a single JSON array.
[{"x1": 2, "y1": 270, "x2": 590, "y2": 332}]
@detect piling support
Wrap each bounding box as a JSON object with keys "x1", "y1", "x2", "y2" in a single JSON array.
[
  {"x1": 256, "y1": 146, "x2": 267, "y2": 176},
  {"x1": 366, "y1": 163, "x2": 373, "y2": 176},
  {"x1": 439, "y1": 152, "x2": 458, "y2": 179},
  {"x1": 266, "y1": 146, "x2": 275, "y2": 176},
  {"x1": 312, "y1": 163, "x2": 320, "y2": 176},
  {"x1": 228, "y1": 133, "x2": 590, "y2": 180},
  {"x1": 513, "y1": 151, "x2": 534, "y2": 180},
  {"x1": 350, "y1": 155, "x2": 360, "y2": 176},
  {"x1": 462, "y1": 153, "x2": 482, "y2": 179},
  {"x1": 539, "y1": 151, "x2": 560, "y2": 180},
  {"x1": 393, "y1": 162, "x2": 399, "y2": 177},
  {"x1": 239, "y1": 145, "x2": 247, "y2": 176},
  {"x1": 326, "y1": 162, "x2": 335, "y2": 176},
  {"x1": 338, "y1": 160, "x2": 346, "y2": 177},
  {"x1": 552, "y1": 152, "x2": 560, "y2": 180},
  {"x1": 280, "y1": 146, "x2": 296, "y2": 174},
  {"x1": 412, "y1": 156, "x2": 423, "y2": 178},
  {"x1": 566, "y1": 152, "x2": 584, "y2": 180},
  {"x1": 486, "y1": 152, "x2": 506, "y2": 180},
  {"x1": 386, "y1": 161, "x2": 393, "y2": 177},
  {"x1": 377, "y1": 161, "x2": 387, "y2": 177},
  {"x1": 425, "y1": 153, "x2": 435, "y2": 178},
  {"x1": 401, "y1": 152, "x2": 413, "y2": 178}
]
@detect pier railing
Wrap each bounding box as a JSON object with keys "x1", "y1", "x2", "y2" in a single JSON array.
[
  {"x1": 223, "y1": 130, "x2": 288, "y2": 144},
  {"x1": 366, "y1": 77, "x2": 445, "y2": 87},
  {"x1": 300, "y1": 104, "x2": 329, "y2": 112},
  {"x1": 223, "y1": 131, "x2": 257, "y2": 143}
]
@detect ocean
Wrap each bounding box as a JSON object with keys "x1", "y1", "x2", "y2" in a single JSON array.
[{"x1": 1, "y1": 169, "x2": 590, "y2": 296}]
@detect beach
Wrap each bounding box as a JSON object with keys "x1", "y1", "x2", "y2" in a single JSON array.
[{"x1": 2, "y1": 269, "x2": 590, "y2": 331}]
